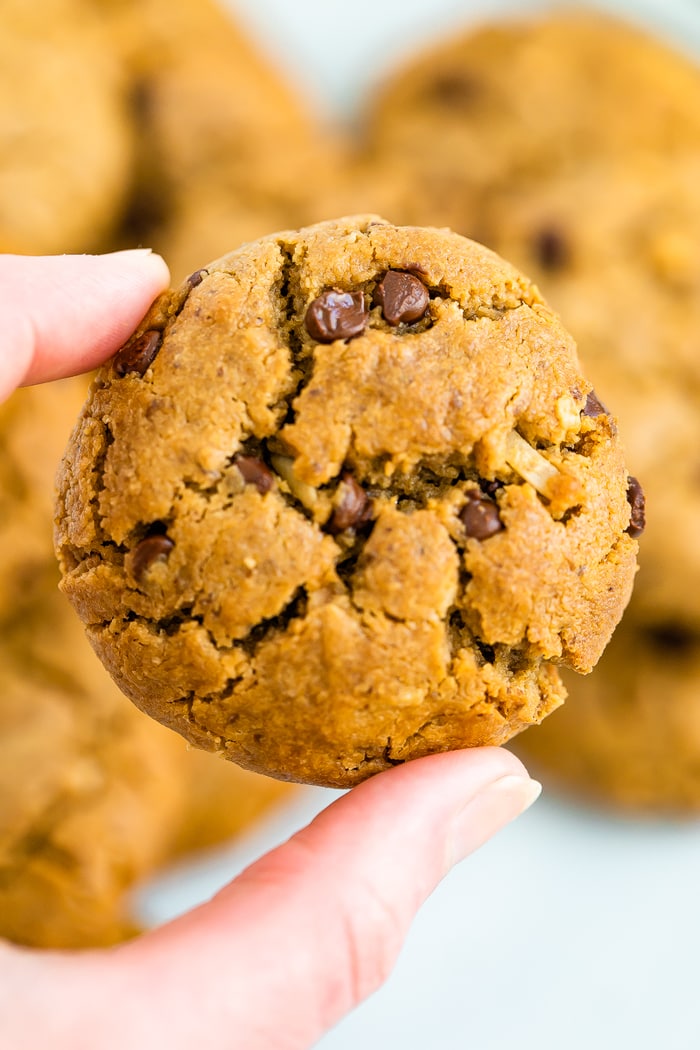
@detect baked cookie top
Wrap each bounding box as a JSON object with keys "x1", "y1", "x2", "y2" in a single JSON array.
[{"x1": 56, "y1": 215, "x2": 640, "y2": 787}]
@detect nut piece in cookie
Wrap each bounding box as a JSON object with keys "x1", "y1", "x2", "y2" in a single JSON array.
[{"x1": 55, "y1": 216, "x2": 640, "y2": 788}]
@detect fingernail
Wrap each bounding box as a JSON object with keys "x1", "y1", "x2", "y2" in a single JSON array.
[
  {"x1": 446, "y1": 775, "x2": 542, "y2": 868},
  {"x1": 108, "y1": 248, "x2": 155, "y2": 256}
]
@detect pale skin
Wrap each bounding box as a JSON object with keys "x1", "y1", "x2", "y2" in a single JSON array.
[{"x1": 0, "y1": 251, "x2": 541, "y2": 1050}]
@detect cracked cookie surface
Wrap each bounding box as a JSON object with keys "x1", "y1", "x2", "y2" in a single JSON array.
[{"x1": 55, "y1": 216, "x2": 640, "y2": 788}]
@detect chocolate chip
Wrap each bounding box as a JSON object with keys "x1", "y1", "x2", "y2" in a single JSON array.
[
  {"x1": 534, "y1": 228, "x2": 570, "y2": 271},
  {"x1": 130, "y1": 535, "x2": 174, "y2": 582},
  {"x1": 429, "y1": 72, "x2": 478, "y2": 105},
  {"x1": 187, "y1": 269, "x2": 206, "y2": 288},
  {"x1": 625, "y1": 476, "x2": 646, "y2": 538},
  {"x1": 328, "y1": 473, "x2": 372, "y2": 533},
  {"x1": 480, "y1": 479, "x2": 504, "y2": 499},
  {"x1": 459, "y1": 491, "x2": 503, "y2": 540},
  {"x1": 113, "y1": 330, "x2": 162, "y2": 377},
  {"x1": 583, "y1": 390, "x2": 608, "y2": 417},
  {"x1": 304, "y1": 290, "x2": 369, "y2": 343},
  {"x1": 645, "y1": 622, "x2": 698, "y2": 656},
  {"x1": 375, "y1": 271, "x2": 430, "y2": 326},
  {"x1": 234, "y1": 455, "x2": 274, "y2": 494}
]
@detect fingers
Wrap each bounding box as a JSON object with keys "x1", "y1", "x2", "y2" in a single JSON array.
[
  {"x1": 104, "y1": 748, "x2": 539, "y2": 1050},
  {"x1": 0, "y1": 250, "x2": 169, "y2": 401}
]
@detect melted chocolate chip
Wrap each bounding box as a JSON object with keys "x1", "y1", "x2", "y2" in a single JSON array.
[
  {"x1": 328, "y1": 473, "x2": 372, "y2": 533},
  {"x1": 305, "y1": 290, "x2": 369, "y2": 343},
  {"x1": 130, "y1": 535, "x2": 174, "y2": 582},
  {"x1": 234, "y1": 455, "x2": 274, "y2": 494},
  {"x1": 534, "y1": 228, "x2": 570, "y2": 271},
  {"x1": 583, "y1": 390, "x2": 608, "y2": 417},
  {"x1": 625, "y1": 476, "x2": 646, "y2": 538},
  {"x1": 459, "y1": 491, "x2": 503, "y2": 540},
  {"x1": 375, "y1": 271, "x2": 430, "y2": 326},
  {"x1": 187, "y1": 269, "x2": 206, "y2": 288},
  {"x1": 113, "y1": 330, "x2": 162, "y2": 377}
]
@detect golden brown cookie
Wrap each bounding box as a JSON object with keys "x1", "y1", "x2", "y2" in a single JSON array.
[
  {"x1": 98, "y1": 0, "x2": 334, "y2": 277},
  {"x1": 478, "y1": 159, "x2": 700, "y2": 630},
  {"x1": 362, "y1": 11, "x2": 700, "y2": 235},
  {"x1": 0, "y1": 0, "x2": 134, "y2": 254},
  {"x1": 516, "y1": 613, "x2": 700, "y2": 814},
  {"x1": 0, "y1": 379, "x2": 293, "y2": 948},
  {"x1": 56, "y1": 215, "x2": 640, "y2": 788}
]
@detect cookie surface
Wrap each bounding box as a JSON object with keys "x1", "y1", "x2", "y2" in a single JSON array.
[{"x1": 56, "y1": 216, "x2": 639, "y2": 788}]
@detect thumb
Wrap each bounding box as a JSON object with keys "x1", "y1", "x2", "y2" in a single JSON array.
[
  {"x1": 109, "y1": 748, "x2": 540, "y2": 1050},
  {"x1": 0, "y1": 250, "x2": 169, "y2": 401}
]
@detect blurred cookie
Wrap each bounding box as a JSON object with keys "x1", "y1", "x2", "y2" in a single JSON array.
[
  {"x1": 0, "y1": 0, "x2": 134, "y2": 253},
  {"x1": 478, "y1": 159, "x2": 700, "y2": 628},
  {"x1": 56, "y1": 215, "x2": 639, "y2": 788},
  {"x1": 516, "y1": 614, "x2": 700, "y2": 813},
  {"x1": 0, "y1": 380, "x2": 293, "y2": 948},
  {"x1": 362, "y1": 12, "x2": 700, "y2": 234},
  {"x1": 98, "y1": 0, "x2": 334, "y2": 276}
]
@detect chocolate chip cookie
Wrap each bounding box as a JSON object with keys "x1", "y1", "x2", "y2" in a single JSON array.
[
  {"x1": 479, "y1": 158, "x2": 700, "y2": 630},
  {"x1": 362, "y1": 11, "x2": 700, "y2": 236},
  {"x1": 103, "y1": 0, "x2": 334, "y2": 279},
  {"x1": 0, "y1": 0, "x2": 133, "y2": 253},
  {"x1": 516, "y1": 614, "x2": 700, "y2": 813},
  {"x1": 0, "y1": 379, "x2": 293, "y2": 948},
  {"x1": 55, "y1": 215, "x2": 640, "y2": 789}
]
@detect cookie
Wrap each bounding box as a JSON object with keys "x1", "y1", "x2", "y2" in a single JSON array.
[
  {"x1": 516, "y1": 614, "x2": 700, "y2": 813},
  {"x1": 0, "y1": 0, "x2": 134, "y2": 254},
  {"x1": 362, "y1": 12, "x2": 700, "y2": 236},
  {"x1": 0, "y1": 380, "x2": 294, "y2": 948},
  {"x1": 55, "y1": 215, "x2": 640, "y2": 788},
  {"x1": 478, "y1": 159, "x2": 700, "y2": 629},
  {"x1": 101, "y1": 0, "x2": 333, "y2": 275}
]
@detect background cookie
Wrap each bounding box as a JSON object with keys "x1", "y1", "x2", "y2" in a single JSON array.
[
  {"x1": 517, "y1": 615, "x2": 700, "y2": 813},
  {"x1": 0, "y1": 379, "x2": 294, "y2": 948},
  {"x1": 0, "y1": 0, "x2": 134, "y2": 254},
  {"x1": 361, "y1": 11, "x2": 700, "y2": 235},
  {"x1": 94, "y1": 0, "x2": 339, "y2": 280},
  {"x1": 56, "y1": 216, "x2": 639, "y2": 788}
]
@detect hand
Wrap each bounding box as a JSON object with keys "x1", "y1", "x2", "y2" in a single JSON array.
[{"x1": 0, "y1": 251, "x2": 541, "y2": 1050}]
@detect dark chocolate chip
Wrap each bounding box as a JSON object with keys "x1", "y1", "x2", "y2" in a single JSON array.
[
  {"x1": 625, "y1": 476, "x2": 646, "y2": 538},
  {"x1": 234, "y1": 455, "x2": 274, "y2": 494},
  {"x1": 534, "y1": 228, "x2": 570, "y2": 272},
  {"x1": 130, "y1": 535, "x2": 174, "y2": 582},
  {"x1": 375, "y1": 270, "x2": 430, "y2": 326},
  {"x1": 583, "y1": 390, "x2": 608, "y2": 417},
  {"x1": 187, "y1": 269, "x2": 206, "y2": 288},
  {"x1": 459, "y1": 491, "x2": 503, "y2": 540},
  {"x1": 113, "y1": 330, "x2": 162, "y2": 377},
  {"x1": 645, "y1": 622, "x2": 699, "y2": 656},
  {"x1": 480, "y1": 479, "x2": 504, "y2": 499},
  {"x1": 429, "y1": 72, "x2": 478, "y2": 105},
  {"x1": 304, "y1": 290, "x2": 369, "y2": 343},
  {"x1": 328, "y1": 473, "x2": 372, "y2": 534}
]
